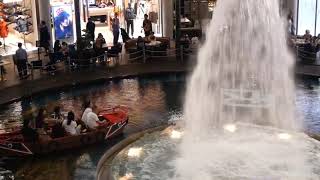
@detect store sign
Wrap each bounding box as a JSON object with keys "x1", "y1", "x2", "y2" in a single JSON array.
[
  {"x1": 52, "y1": 5, "x2": 74, "y2": 40},
  {"x1": 50, "y1": 0, "x2": 73, "y2": 6}
]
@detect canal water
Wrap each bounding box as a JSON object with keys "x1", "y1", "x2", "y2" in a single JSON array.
[{"x1": 0, "y1": 74, "x2": 319, "y2": 179}]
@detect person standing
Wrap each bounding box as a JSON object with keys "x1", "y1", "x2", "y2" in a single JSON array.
[
  {"x1": 143, "y1": 14, "x2": 152, "y2": 37},
  {"x1": 15, "y1": 43, "x2": 28, "y2": 79},
  {"x1": 125, "y1": 3, "x2": 136, "y2": 37},
  {"x1": 112, "y1": 12, "x2": 120, "y2": 45},
  {"x1": 86, "y1": 18, "x2": 96, "y2": 41},
  {"x1": 39, "y1": 21, "x2": 50, "y2": 55}
]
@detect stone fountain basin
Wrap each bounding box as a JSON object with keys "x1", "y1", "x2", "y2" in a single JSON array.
[{"x1": 97, "y1": 124, "x2": 320, "y2": 180}]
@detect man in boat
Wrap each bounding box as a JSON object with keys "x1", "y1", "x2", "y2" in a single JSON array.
[
  {"x1": 86, "y1": 105, "x2": 106, "y2": 129},
  {"x1": 81, "y1": 102, "x2": 105, "y2": 129},
  {"x1": 81, "y1": 100, "x2": 92, "y2": 125}
]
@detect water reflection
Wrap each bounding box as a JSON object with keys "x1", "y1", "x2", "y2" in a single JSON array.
[
  {"x1": 0, "y1": 75, "x2": 320, "y2": 179},
  {"x1": 0, "y1": 75, "x2": 185, "y2": 179}
]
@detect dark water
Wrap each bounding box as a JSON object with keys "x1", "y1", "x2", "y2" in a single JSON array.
[
  {"x1": 0, "y1": 74, "x2": 186, "y2": 180},
  {"x1": 0, "y1": 74, "x2": 320, "y2": 179}
]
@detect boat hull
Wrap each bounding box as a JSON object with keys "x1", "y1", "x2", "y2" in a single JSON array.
[{"x1": 0, "y1": 119, "x2": 128, "y2": 157}]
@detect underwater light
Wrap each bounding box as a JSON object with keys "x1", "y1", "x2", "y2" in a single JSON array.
[
  {"x1": 119, "y1": 173, "x2": 133, "y2": 180},
  {"x1": 223, "y1": 124, "x2": 237, "y2": 133},
  {"x1": 128, "y1": 148, "x2": 142, "y2": 158},
  {"x1": 278, "y1": 133, "x2": 291, "y2": 140},
  {"x1": 171, "y1": 130, "x2": 183, "y2": 139}
]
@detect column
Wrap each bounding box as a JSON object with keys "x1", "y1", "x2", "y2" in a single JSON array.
[
  {"x1": 74, "y1": 0, "x2": 82, "y2": 41},
  {"x1": 162, "y1": 0, "x2": 173, "y2": 39},
  {"x1": 286, "y1": 0, "x2": 298, "y2": 24},
  {"x1": 37, "y1": 0, "x2": 50, "y2": 25}
]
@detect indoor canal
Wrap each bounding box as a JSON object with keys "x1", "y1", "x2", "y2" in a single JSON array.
[{"x1": 0, "y1": 73, "x2": 319, "y2": 180}]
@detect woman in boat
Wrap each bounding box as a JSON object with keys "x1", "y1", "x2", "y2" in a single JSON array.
[
  {"x1": 62, "y1": 111, "x2": 81, "y2": 135},
  {"x1": 35, "y1": 108, "x2": 46, "y2": 129}
]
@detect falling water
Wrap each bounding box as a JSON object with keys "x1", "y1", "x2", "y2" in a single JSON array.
[{"x1": 173, "y1": 0, "x2": 320, "y2": 179}]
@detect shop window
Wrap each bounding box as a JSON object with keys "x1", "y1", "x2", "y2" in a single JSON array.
[
  {"x1": 0, "y1": 0, "x2": 36, "y2": 55},
  {"x1": 297, "y1": 0, "x2": 317, "y2": 35}
]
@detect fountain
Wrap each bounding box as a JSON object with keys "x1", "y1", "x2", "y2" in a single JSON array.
[{"x1": 101, "y1": 0, "x2": 320, "y2": 179}]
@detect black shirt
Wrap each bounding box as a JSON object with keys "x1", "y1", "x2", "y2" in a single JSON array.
[{"x1": 86, "y1": 21, "x2": 96, "y2": 34}]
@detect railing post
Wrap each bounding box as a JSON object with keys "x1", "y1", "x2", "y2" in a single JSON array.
[
  {"x1": 104, "y1": 51, "x2": 108, "y2": 67},
  {"x1": 31, "y1": 64, "x2": 34, "y2": 80},
  {"x1": 68, "y1": 57, "x2": 71, "y2": 72},
  {"x1": 180, "y1": 45, "x2": 184, "y2": 62},
  {"x1": 143, "y1": 46, "x2": 146, "y2": 63}
]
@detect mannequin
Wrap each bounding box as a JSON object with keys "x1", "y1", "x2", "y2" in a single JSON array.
[
  {"x1": 0, "y1": 17, "x2": 8, "y2": 50},
  {"x1": 17, "y1": 15, "x2": 28, "y2": 33}
]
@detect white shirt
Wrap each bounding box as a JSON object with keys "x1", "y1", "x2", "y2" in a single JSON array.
[
  {"x1": 81, "y1": 108, "x2": 92, "y2": 124},
  {"x1": 86, "y1": 112, "x2": 99, "y2": 129},
  {"x1": 62, "y1": 119, "x2": 77, "y2": 135}
]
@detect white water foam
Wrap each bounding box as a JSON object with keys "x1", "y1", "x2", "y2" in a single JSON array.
[{"x1": 173, "y1": 0, "x2": 320, "y2": 179}]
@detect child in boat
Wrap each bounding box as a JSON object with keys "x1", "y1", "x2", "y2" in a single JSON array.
[{"x1": 62, "y1": 111, "x2": 81, "y2": 135}]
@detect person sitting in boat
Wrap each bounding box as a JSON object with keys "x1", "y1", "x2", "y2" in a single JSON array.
[
  {"x1": 21, "y1": 118, "x2": 39, "y2": 142},
  {"x1": 62, "y1": 111, "x2": 81, "y2": 135},
  {"x1": 52, "y1": 106, "x2": 63, "y2": 121},
  {"x1": 86, "y1": 105, "x2": 106, "y2": 130},
  {"x1": 35, "y1": 108, "x2": 46, "y2": 129},
  {"x1": 81, "y1": 100, "x2": 92, "y2": 125}
]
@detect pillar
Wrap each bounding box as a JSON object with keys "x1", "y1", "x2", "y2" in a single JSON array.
[
  {"x1": 37, "y1": 0, "x2": 50, "y2": 26},
  {"x1": 175, "y1": 0, "x2": 181, "y2": 48},
  {"x1": 162, "y1": 0, "x2": 173, "y2": 39},
  {"x1": 74, "y1": 0, "x2": 82, "y2": 41}
]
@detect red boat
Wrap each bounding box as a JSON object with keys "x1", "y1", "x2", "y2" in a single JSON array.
[{"x1": 0, "y1": 106, "x2": 129, "y2": 157}]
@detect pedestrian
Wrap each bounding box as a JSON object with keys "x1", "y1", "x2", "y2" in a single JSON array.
[
  {"x1": 125, "y1": 3, "x2": 136, "y2": 37},
  {"x1": 143, "y1": 14, "x2": 152, "y2": 37},
  {"x1": 112, "y1": 12, "x2": 120, "y2": 45},
  {"x1": 86, "y1": 18, "x2": 95, "y2": 41},
  {"x1": 39, "y1": 21, "x2": 50, "y2": 55},
  {"x1": 15, "y1": 42, "x2": 28, "y2": 79}
]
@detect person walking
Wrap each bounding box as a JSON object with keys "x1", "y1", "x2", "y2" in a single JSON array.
[
  {"x1": 39, "y1": 21, "x2": 50, "y2": 55},
  {"x1": 143, "y1": 14, "x2": 152, "y2": 37},
  {"x1": 86, "y1": 18, "x2": 96, "y2": 41},
  {"x1": 125, "y1": 3, "x2": 136, "y2": 37},
  {"x1": 15, "y1": 43, "x2": 28, "y2": 79},
  {"x1": 112, "y1": 12, "x2": 120, "y2": 45}
]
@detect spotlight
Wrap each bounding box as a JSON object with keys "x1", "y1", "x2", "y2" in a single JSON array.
[
  {"x1": 171, "y1": 130, "x2": 183, "y2": 139},
  {"x1": 119, "y1": 173, "x2": 133, "y2": 180},
  {"x1": 278, "y1": 133, "x2": 291, "y2": 140},
  {"x1": 223, "y1": 124, "x2": 237, "y2": 133},
  {"x1": 128, "y1": 147, "x2": 142, "y2": 158}
]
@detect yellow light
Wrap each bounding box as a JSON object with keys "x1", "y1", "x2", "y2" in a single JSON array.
[
  {"x1": 223, "y1": 124, "x2": 237, "y2": 133},
  {"x1": 128, "y1": 147, "x2": 142, "y2": 158},
  {"x1": 278, "y1": 133, "x2": 291, "y2": 140},
  {"x1": 171, "y1": 130, "x2": 183, "y2": 139},
  {"x1": 119, "y1": 173, "x2": 133, "y2": 180}
]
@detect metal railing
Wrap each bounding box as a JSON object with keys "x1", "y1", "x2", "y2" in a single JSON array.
[{"x1": 24, "y1": 46, "x2": 198, "y2": 81}]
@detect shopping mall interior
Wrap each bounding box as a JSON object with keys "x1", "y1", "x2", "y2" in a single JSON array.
[{"x1": 2, "y1": 0, "x2": 320, "y2": 180}]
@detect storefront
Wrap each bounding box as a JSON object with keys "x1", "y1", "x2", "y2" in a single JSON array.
[
  {"x1": 0, "y1": 0, "x2": 38, "y2": 56},
  {"x1": 81, "y1": 0, "x2": 163, "y2": 44}
]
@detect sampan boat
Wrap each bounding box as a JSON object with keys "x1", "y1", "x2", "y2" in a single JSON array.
[{"x1": 0, "y1": 106, "x2": 129, "y2": 157}]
